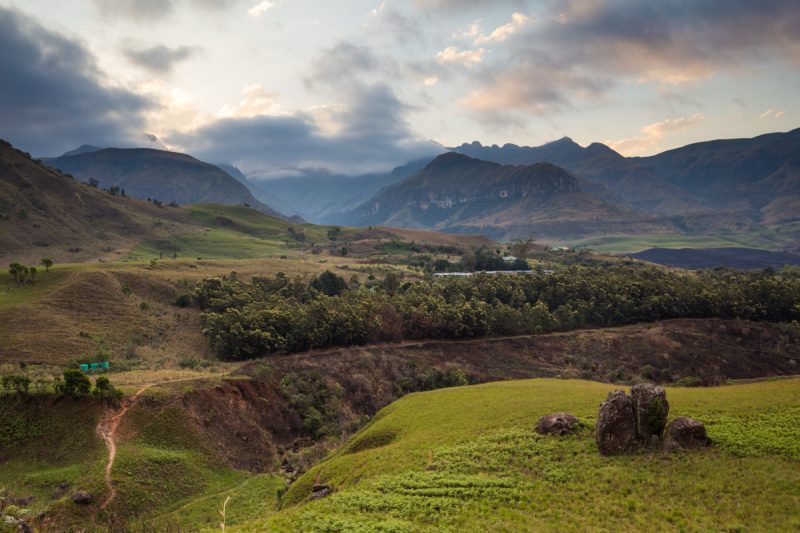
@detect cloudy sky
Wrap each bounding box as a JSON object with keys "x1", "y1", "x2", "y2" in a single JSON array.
[{"x1": 1, "y1": 0, "x2": 798, "y2": 176}]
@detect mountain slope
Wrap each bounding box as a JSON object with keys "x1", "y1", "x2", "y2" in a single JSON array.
[
  {"x1": 454, "y1": 137, "x2": 706, "y2": 215},
  {"x1": 44, "y1": 147, "x2": 283, "y2": 218},
  {"x1": 341, "y1": 152, "x2": 676, "y2": 240},
  {"x1": 251, "y1": 159, "x2": 430, "y2": 222},
  {"x1": 0, "y1": 140, "x2": 198, "y2": 263},
  {"x1": 637, "y1": 128, "x2": 800, "y2": 219}
]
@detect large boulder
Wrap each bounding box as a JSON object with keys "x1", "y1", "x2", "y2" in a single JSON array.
[
  {"x1": 630, "y1": 383, "x2": 669, "y2": 443},
  {"x1": 596, "y1": 390, "x2": 640, "y2": 455},
  {"x1": 536, "y1": 413, "x2": 580, "y2": 436},
  {"x1": 71, "y1": 491, "x2": 93, "y2": 505},
  {"x1": 664, "y1": 417, "x2": 711, "y2": 451}
]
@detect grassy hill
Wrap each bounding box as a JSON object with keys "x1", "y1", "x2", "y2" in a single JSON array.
[{"x1": 240, "y1": 377, "x2": 800, "y2": 532}]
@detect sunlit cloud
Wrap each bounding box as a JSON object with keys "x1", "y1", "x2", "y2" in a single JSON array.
[
  {"x1": 246, "y1": 0, "x2": 278, "y2": 17},
  {"x1": 607, "y1": 113, "x2": 705, "y2": 156},
  {"x1": 436, "y1": 46, "x2": 484, "y2": 67}
]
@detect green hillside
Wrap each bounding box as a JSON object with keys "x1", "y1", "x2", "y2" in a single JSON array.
[{"x1": 237, "y1": 378, "x2": 800, "y2": 532}]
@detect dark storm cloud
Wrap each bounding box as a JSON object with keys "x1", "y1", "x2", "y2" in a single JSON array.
[
  {"x1": 167, "y1": 83, "x2": 441, "y2": 175},
  {"x1": 0, "y1": 7, "x2": 152, "y2": 156},
  {"x1": 461, "y1": 0, "x2": 800, "y2": 114},
  {"x1": 124, "y1": 44, "x2": 200, "y2": 74}
]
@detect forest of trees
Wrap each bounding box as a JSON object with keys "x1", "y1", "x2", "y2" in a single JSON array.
[{"x1": 194, "y1": 266, "x2": 800, "y2": 360}]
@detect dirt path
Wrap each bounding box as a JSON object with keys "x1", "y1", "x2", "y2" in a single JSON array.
[
  {"x1": 96, "y1": 376, "x2": 214, "y2": 512},
  {"x1": 97, "y1": 383, "x2": 154, "y2": 510}
]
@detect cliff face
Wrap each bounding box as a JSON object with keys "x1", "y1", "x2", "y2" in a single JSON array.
[{"x1": 341, "y1": 152, "x2": 674, "y2": 239}]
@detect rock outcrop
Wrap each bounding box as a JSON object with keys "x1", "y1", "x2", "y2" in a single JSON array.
[
  {"x1": 630, "y1": 383, "x2": 669, "y2": 443},
  {"x1": 71, "y1": 491, "x2": 93, "y2": 505},
  {"x1": 536, "y1": 413, "x2": 580, "y2": 436},
  {"x1": 596, "y1": 385, "x2": 709, "y2": 455},
  {"x1": 664, "y1": 417, "x2": 711, "y2": 451},
  {"x1": 596, "y1": 391, "x2": 640, "y2": 455}
]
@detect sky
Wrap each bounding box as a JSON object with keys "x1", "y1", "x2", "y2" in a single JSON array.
[{"x1": 1, "y1": 0, "x2": 799, "y2": 177}]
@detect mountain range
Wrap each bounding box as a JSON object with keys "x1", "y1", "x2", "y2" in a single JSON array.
[{"x1": 20, "y1": 128, "x2": 800, "y2": 245}]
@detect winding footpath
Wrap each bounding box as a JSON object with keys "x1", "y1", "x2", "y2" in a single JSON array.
[{"x1": 96, "y1": 383, "x2": 154, "y2": 510}]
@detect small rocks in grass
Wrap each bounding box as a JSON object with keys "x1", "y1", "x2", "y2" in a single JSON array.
[
  {"x1": 536, "y1": 413, "x2": 580, "y2": 436},
  {"x1": 71, "y1": 491, "x2": 93, "y2": 505},
  {"x1": 664, "y1": 417, "x2": 711, "y2": 451}
]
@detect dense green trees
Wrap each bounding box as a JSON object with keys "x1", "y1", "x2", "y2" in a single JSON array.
[{"x1": 195, "y1": 266, "x2": 800, "y2": 360}]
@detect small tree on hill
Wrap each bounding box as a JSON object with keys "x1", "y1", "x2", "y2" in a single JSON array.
[
  {"x1": 92, "y1": 376, "x2": 122, "y2": 401},
  {"x1": 56, "y1": 368, "x2": 91, "y2": 398},
  {"x1": 88, "y1": 177, "x2": 99, "y2": 188},
  {"x1": 40, "y1": 258, "x2": 53, "y2": 272}
]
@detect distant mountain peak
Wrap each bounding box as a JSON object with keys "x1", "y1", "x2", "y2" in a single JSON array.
[{"x1": 61, "y1": 144, "x2": 105, "y2": 157}]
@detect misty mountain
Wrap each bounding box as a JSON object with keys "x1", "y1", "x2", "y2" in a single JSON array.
[
  {"x1": 338, "y1": 152, "x2": 677, "y2": 240},
  {"x1": 248, "y1": 158, "x2": 429, "y2": 222},
  {"x1": 44, "y1": 147, "x2": 284, "y2": 218}
]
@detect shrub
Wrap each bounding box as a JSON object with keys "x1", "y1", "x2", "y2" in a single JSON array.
[{"x1": 56, "y1": 369, "x2": 91, "y2": 398}]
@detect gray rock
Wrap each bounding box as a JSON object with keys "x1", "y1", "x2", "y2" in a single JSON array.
[
  {"x1": 311, "y1": 484, "x2": 331, "y2": 500},
  {"x1": 71, "y1": 491, "x2": 93, "y2": 505},
  {"x1": 596, "y1": 390, "x2": 640, "y2": 455},
  {"x1": 664, "y1": 417, "x2": 711, "y2": 451},
  {"x1": 536, "y1": 413, "x2": 580, "y2": 436},
  {"x1": 631, "y1": 383, "x2": 669, "y2": 442}
]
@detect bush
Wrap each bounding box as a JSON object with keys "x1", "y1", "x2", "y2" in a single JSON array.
[
  {"x1": 56, "y1": 369, "x2": 91, "y2": 398},
  {"x1": 1, "y1": 374, "x2": 31, "y2": 396},
  {"x1": 174, "y1": 294, "x2": 192, "y2": 307},
  {"x1": 92, "y1": 376, "x2": 122, "y2": 401}
]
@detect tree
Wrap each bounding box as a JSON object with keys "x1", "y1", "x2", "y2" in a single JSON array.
[
  {"x1": 326, "y1": 227, "x2": 342, "y2": 241},
  {"x1": 40, "y1": 258, "x2": 53, "y2": 272},
  {"x1": 92, "y1": 376, "x2": 121, "y2": 401},
  {"x1": 109, "y1": 185, "x2": 120, "y2": 196},
  {"x1": 8, "y1": 263, "x2": 29, "y2": 286},
  {"x1": 56, "y1": 368, "x2": 91, "y2": 398},
  {"x1": 384, "y1": 272, "x2": 400, "y2": 295},
  {"x1": 28, "y1": 266, "x2": 37, "y2": 284},
  {"x1": 88, "y1": 177, "x2": 99, "y2": 188},
  {"x1": 311, "y1": 270, "x2": 348, "y2": 296}
]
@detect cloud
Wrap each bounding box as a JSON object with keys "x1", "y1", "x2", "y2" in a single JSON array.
[
  {"x1": 305, "y1": 42, "x2": 383, "y2": 90},
  {"x1": 458, "y1": 0, "x2": 800, "y2": 116},
  {"x1": 215, "y1": 84, "x2": 280, "y2": 118},
  {"x1": 167, "y1": 83, "x2": 441, "y2": 175},
  {"x1": 475, "y1": 12, "x2": 533, "y2": 44},
  {"x1": 246, "y1": 0, "x2": 279, "y2": 17},
  {"x1": 124, "y1": 44, "x2": 199, "y2": 74},
  {"x1": 607, "y1": 113, "x2": 705, "y2": 156},
  {"x1": 93, "y1": 0, "x2": 176, "y2": 20},
  {"x1": 93, "y1": 0, "x2": 242, "y2": 20},
  {"x1": 436, "y1": 46, "x2": 485, "y2": 67},
  {"x1": 0, "y1": 6, "x2": 152, "y2": 156},
  {"x1": 414, "y1": 0, "x2": 516, "y2": 11},
  {"x1": 759, "y1": 108, "x2": 787, "y2": 119}
]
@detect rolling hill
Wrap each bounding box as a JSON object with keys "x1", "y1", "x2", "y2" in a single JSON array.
[
  {"x1": 339, "y1": 152, "x2": 677, "y2": 240},
  {"x1": 43, "y1": 147, "x2": 283, "y2": 218}
]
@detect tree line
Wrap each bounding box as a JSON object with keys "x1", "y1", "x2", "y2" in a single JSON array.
[{"x1": 194, "y1": 266, "x2": 800, "y2": 360}]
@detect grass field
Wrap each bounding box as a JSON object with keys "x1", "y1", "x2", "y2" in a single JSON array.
[
  {"x1": 565, "y1": 229, "x2": 796, "y2": 254},
  {"x1": 236, "y1": 377, "x2": 800, "y2": 532}
]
